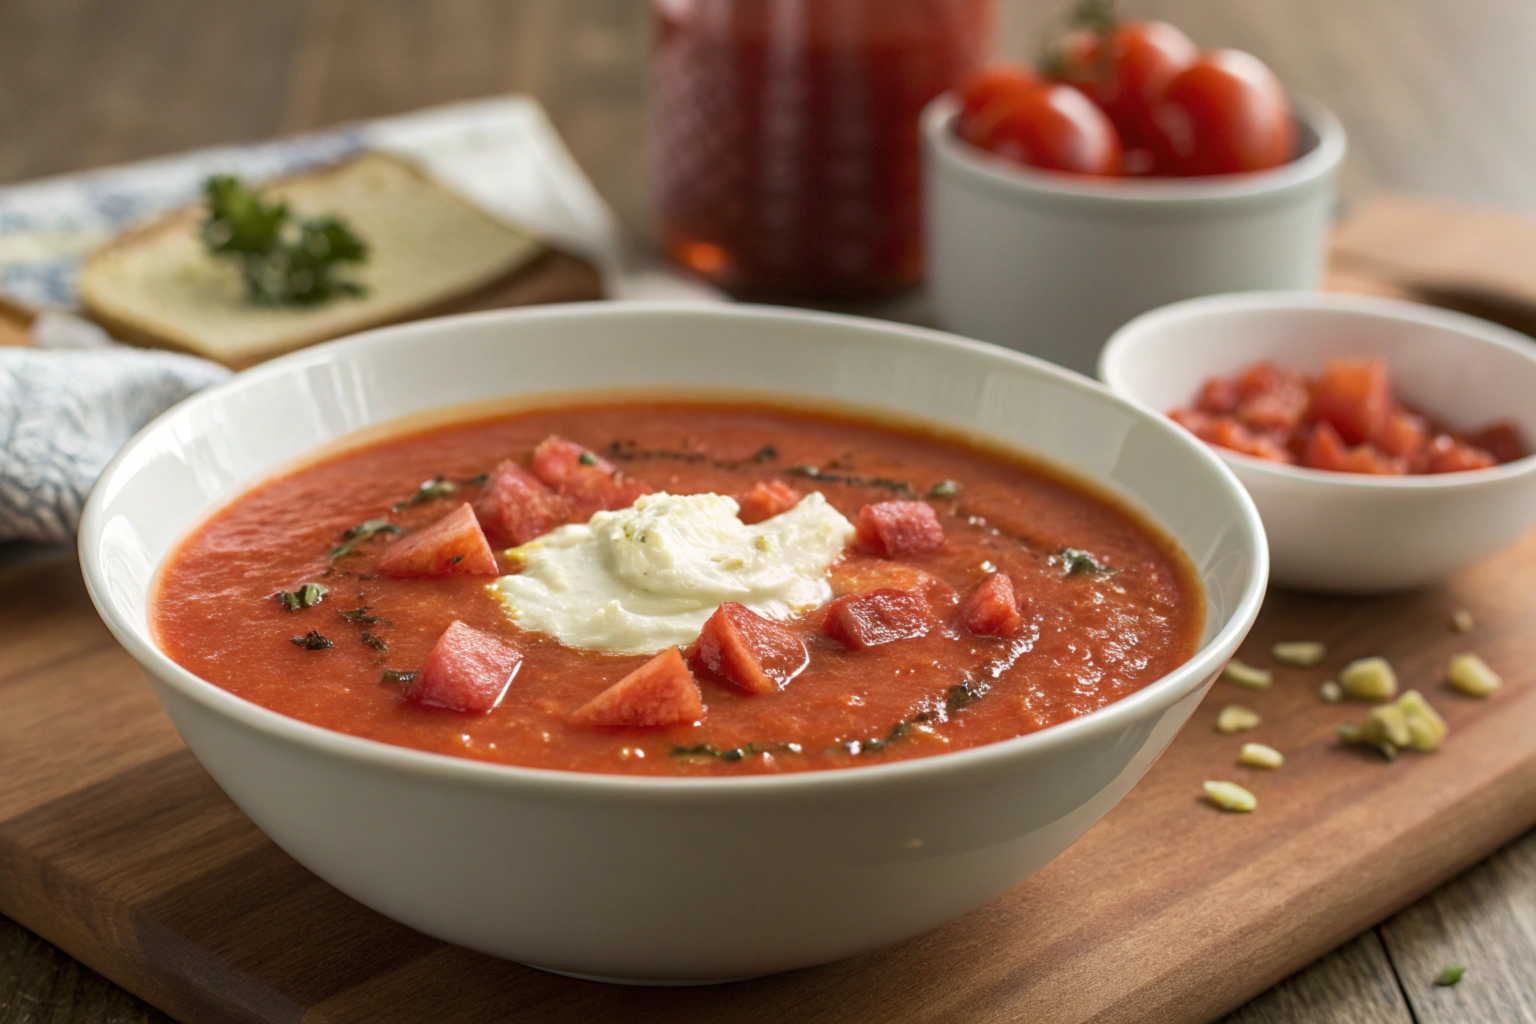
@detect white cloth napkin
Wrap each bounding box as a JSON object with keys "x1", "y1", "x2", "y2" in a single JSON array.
[{"x1": 0, "y1": 96, "x2": 720, "y2": 545}]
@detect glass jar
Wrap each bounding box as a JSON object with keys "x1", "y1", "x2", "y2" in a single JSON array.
[{"x1": 651, "y1": 0, "x2": 993, "y2": 299}]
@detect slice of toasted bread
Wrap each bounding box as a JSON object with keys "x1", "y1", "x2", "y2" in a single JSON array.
[{"x1": 78, "y1": 152, "x2": 547, "y2": 367}]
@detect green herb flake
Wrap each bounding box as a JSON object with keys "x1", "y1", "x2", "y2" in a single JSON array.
[
  {"x1": 338, "y1": 605, "x2": 390, "y2": 626},
  {"x1": 754, "y1": 445, "x2": 778, "y2": 463},
  {"x1": 290, "y1": 630, "x2": 334, "y2": 650},
  {"x1": 392, "y1": 477, "x2": 457, "y2": 511},
  {"x1": 380, "y1": 669, "x2": 416, "y2": 686},
  {"x1": 670, "y1": 742, "x2": 802, "y2": 762},
  {"x1": 361, "y1": 632, "x2": 388, "y2": 652},
  {"x1": 461, "y1": 473, "x2": 490, "y2": 486},
  {"x1": 1434, "y1": 964, "x2": 1465, "y2": 987},
  {"x1": 1059, "y1": 547, "x2": 1119, "y2": 578},
  {"x1": 276, "y1": 581, "x2": 329, "y2": 611},
  {"x1": 577, "y1": 451, "x2": 599, "y2": 466},
  {"x1": 200, "y1": 175, "x2": 369, "y2": 307},
  {"x1": 329, "y1": 518, "x2": 401, "y2": 558},
  {"x1": 929, "y1": 479, "x2": 961, "y2": 498},
  {"x1": 789, "y1": 464, "x2": 913, "y2": 495}
]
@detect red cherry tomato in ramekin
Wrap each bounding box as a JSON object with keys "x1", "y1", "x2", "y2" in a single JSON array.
[
  {"x1": 972, "y1": 82, "x2": 1123, "y2": 176},
  {"x1": 1151, "y1": 48, "x2": 1295, "y2": 176},
  {"x1": 1057, "y1": 20, "x2": 1198, "y2": 156}
]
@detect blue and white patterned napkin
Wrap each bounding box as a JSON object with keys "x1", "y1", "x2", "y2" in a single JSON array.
[{"x1": 0, "y1": 96, "x2": 716, "y2": 545}]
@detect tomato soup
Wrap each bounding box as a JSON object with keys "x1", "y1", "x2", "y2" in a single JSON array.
[{"x1": 151, "y1": 400, "x2": 1204, "y2": 777}]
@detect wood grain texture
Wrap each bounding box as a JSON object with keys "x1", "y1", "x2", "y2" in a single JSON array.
[
  {"x1": 1219, "y1": 932, "x2": 1412, "y2": 1024},
  {"x1": 1, "y1": 522, "x2": 1534, "y2": 1024},
  {"x1": 1382, "y1": 828, "x2": 1536, "y2": 1023},
  {"x1": 4, "y1": 0, "x2": 1536, "y2": 1020}
]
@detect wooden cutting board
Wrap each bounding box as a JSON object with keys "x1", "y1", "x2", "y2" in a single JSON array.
[
  {"x1": 4, "y1": 200, "x2": 1536, "y2": 1023},
  {"x1": 1, "y1": 535, "x2": 1533, "y2": 1024}
]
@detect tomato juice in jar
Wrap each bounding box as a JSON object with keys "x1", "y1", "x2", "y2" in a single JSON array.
[{"x1": 651, "y1": 0, "x2": 993, "y2": 298}]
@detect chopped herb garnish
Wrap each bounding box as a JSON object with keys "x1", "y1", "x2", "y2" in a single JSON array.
[
  {"x1": 790, "y1": 464, "x2": 913, "y2": 495},
  {"x1": 276, "y1": 581, "x2": 328, "y2": 611},
  {"x1": 380, "y1": 669, "x2": 416, "y2": 686},
  {"x1": 946, "y1": 682, "x2": 978, "y2": 712},
  {"x1": 844, "y1": 713, "x2": 932, "y2": 755},
  {"x1": 200, "y1": 174, "x2": 368, "y2": 307},
  {"x1": 1059, "y1": 547, "x2": 1119, "y2": 577},
  {"x1": 577, "y1": 451, "x2": 598, "y2": 466},
  {"x1": 361, "y1": 632, "x2": 388, "y2": 652},
  {"x1": 929, "y1": 479, "x2": 961, "y2": 498},
  {"x1": 461, "y1": 473, "x2": 489, "y2": 486},
  {"x1": 755, "y1": 445, "x2": 779, "y2": 462},
  {"x1": 671, "y1": 742, "x2": 803, "y2": 762},
  {"x1": 450, "y1": 554, "x2": 463, "y2": 565},
  {"x1": 1434, "y1": 964, "x2": 1465, "y2": 986},
  {"x1": 290, "y1": 630, "x2": 334, "y2": 650},
  {"x1": 329, "y1": 518, "x2": 401, "y2": 558},
  {"x1": 338, "y1": 605, "x2": 390, "y2": 626},
  {"x1": 392, "y1": 477, "x2": 457, "y2": 511}
]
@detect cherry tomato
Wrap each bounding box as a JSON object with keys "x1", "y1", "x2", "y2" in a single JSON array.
[
  {"x1": 1053, "y1": 21, "x2": 1197, "y2": 156},
  {"x1": 1151, "y1": 49, "x2": 1294, "y2": 176},
  {"x1": 956, "y1": 66, "x2": 1041, "y2": 154},
  {"x1": 975, "y1": 82, "x2": 1122, "y2": 176}
]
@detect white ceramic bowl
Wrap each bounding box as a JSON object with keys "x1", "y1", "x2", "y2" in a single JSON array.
[
  {"x1": 80, "y1": 303, "x2": 1266, "y2": 983},
  {"x1": 1100, "y1": 291, "x2": 1536, "y2": 593},
  {"x1": 922, "y1": 93, "x2": 1346, "y2": 375}
]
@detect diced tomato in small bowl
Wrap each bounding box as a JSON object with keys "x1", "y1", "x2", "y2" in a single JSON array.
[{"x1": 1101, "y1": 291, "x2": 1536, "y2": 592}]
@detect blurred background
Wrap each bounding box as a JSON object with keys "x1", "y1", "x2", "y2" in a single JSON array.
[
  {"x1": 5, "y1": 0, "x2": 1535, "y2": 250},
  {"x1": 3, "y1": 2, "x2": 1535, "y2": 1023}
]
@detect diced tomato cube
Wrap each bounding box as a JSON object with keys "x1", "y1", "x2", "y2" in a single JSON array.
[
  {"x1": 530, "y1": 435, "x2": 652, "y2": 522},
  {"x1": 1169, "y1": 407, "x2": 1219, "y2": 439},
  {"x1": 697, "y1": 601, "x2": 807, "y2": 694},
  {"x1": 1236, "y1": 361, "x2": 1287, "y2": 399},
  {"x1": 736, "y1": 479, "x2": 801, "y2": 525},
  {"x1": 378, "y1": 503, "x2": 498, "y2": 577},
  {"x1": 406, "y1": 621, "x2": 523, "y2": 714},
  {"x1": 569, "y1": 647, "x2": 703, "y2": 729},
  {"x1": 530, "y1": 436, "x2": 617, "y2": 483},
  {"x1": 1208, "y1": 417, "x2": 1293, "y2": 463},
  {"x1": 1465, "y1": 421, "x2": 1527, "y2": 464},
  {"x1": 1301, "y1": 423, "x2": 1405, "y2": 475},
  {"x1": 1375, "y1": 408, "x2": 1428, "y2": 459},
  {"x1": 473, "y1": 459, "x2": 564, "y2": 547},
  {"x1": 829, "y1": 557, "x2": 958, "y2": 607},
  {"x1": 823, "y1": 587, "x2": 932, "y2": 650},
  {"x1": 1424, "y1": 434, "x2": 1497, "y2": 474},
  {"x1": 1236, "y1": 374, "x2": 1309, "y2": 433},
  {"x1": 962, "y1": 573, "x2": 1024, "y2": 638},
  {"x1": 1195, "y1": 376, "x2": 1242, "y2": 414},
  {"x1": 1307, "y1": 357, "x2": 1392, "y2": 446},
  {"x1": 855, "y1": 500, "x2": 945, "y2": 558}
]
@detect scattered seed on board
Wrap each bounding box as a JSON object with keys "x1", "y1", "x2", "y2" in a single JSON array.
[
  {"x1": 1339, "y1": 689, "x2": 1447, "y2": 759},
  {"x1": 1340, "y1": 656, "x2": 1397, "y2": 701},
  {"x1": 1450, "y1": 609, "x2": 1474, "y2": 633},
  {"x1": 1272, "y1": 640, "x2": 1327, "y2": 668},
  {"x1": 1319, "y1": 680, "x2": 1343, "y2": 703},
  {"x1": 1204, "y1": 780, "x2": 1257, "y2": 812},
  {"x1": 1434, "y1": 964, "x2": 1466, "y2": 986},
  {"x1": 1216, "y1": 704, "x2": 1261, "y2": 734},
  {"x1": 1222, "y1": 659, "x2": 1273, "y2": 690},
  {"x1": 1239, "y1": 743, "x2": 1284, "y2": 769},
  {"x1": 1447, "y1": 652, "x2": 1502, "y2": 697}
]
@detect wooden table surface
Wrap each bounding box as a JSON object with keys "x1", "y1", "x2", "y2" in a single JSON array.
[{"x1": 1, "y1": 1, "x2": 1534, "y2": 1022}]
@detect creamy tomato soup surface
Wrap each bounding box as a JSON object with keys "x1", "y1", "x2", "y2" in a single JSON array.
[{"x1": 151, "y1": 400, "x2": 1205, "y2": 777}]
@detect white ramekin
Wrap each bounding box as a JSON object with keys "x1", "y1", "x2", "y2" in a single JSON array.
[
  {"x1": 923, "y1": 93, "x2": 1346, "y2": 375},
  {"x1": 80, "y1": 303, "x2": 1266, "y2": 982},
  {"x1": 1100, "y1": 291, "x2": 1536, "y2": 593}
]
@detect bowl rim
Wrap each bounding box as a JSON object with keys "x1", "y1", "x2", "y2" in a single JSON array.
[
  {"x1": 80, "y1": 301, "x2": 1269, "y2": 802},
  {"x1": 922, "y1": 91, "x2": 1346, "y2": 207},
  {"x1": 1098, "y1": 290, "x2": 1536, "y2": 490}
]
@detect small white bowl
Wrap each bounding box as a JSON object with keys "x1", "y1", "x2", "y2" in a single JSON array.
[
  {"x1": 1100, "y1": 291, "x2": 1536, "y2": 593},
  {"x1": 80, "y1": 302, "x2": 1266, "y2": 982},
  {"x1": 922, "y1": 93, "x2": 1346, "y2": 375}
]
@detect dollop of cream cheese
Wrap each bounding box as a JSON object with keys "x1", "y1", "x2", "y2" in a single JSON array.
[{"x1": 493, "y1": 491, "x2": 855, "y2": 654}]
